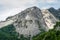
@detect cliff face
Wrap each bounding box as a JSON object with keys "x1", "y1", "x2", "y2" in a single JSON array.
[
  {"x1": 0, "y1": 6, "x2": 58, "y2": 37},
  {"x1": 13, "y1": 7, "x2": 48, "y2": 37},
  {"x1": 48, "y1": 7, "x2": 60, "y2": 20},
  {"x1": 41, "y1": 9, "x2": 57, "y2": 29}
]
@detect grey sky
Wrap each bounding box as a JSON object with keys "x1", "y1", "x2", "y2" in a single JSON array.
[{"x1": 0, "y1": 0, "x2": 60, "y2": 21}]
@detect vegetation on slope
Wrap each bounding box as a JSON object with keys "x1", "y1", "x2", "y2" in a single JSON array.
[
  {"x1": 0, "y1": 24, "x2": 20, "y2": 40},
  {"x1": 33, "y1": 21, "x2": 60, "y2": 40},
  {"x1": 0, "y1": 21, "x2": 60, "y2": 40},
  {"x1": 0, "y1": 24, "x2": 31, "y2": 40}
]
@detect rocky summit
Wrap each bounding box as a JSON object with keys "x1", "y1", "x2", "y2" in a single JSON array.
[
  {"x1": 13, "y1": 6, "x2": 48, "y2": 37},
  {"x1": 0, "y1": 6, "x2": 59, "y2": 37}
]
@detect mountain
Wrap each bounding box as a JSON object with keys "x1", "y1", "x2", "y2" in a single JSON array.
[
  {"x1": 13, "y1": 6, "x2": 49, "y2": 37},
  {"x1": 33, "y1": 21, "x2": 60, "y2": 40},
  {"x1": 41, "y1": 9, "x2": 58, "y2": 29},
  {"x1": 0, "y1": 6, "x2": 58, "y2": 37},
  {"x1": 48, "y1": 7, "x2": 60, "y2": 20}
]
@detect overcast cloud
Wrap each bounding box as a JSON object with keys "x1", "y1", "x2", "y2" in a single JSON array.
[{"x1": 0, "y1": 0, "x2": 59, "y2": 21}]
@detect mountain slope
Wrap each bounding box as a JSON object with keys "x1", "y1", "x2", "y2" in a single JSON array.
[
  {"x1": 33, "y1": 21, "x2": 60, "y2": 40},
  {"x1": 13, "y1": 6, "x2": 48, "y2": 37},
  {"x1": 0, "y1": 6, "x2": 58, "y2": 37},
  {"x1": 48, "y1": 7, "x2": 60, "y2": 20},
  {"x1": 41, "y1": 9, "x2": 57, "y2": 29}
]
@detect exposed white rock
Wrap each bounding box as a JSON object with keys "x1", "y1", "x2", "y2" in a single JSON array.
[
  {"x1": 0, "y1": 6, "x2": 58, "y2": 37},
  {"x1": 41, "y1": 9, "x2": 58, "y2": 29},
  {"x1": 13, "y1": 6, "x2": 48, "y2": 37},
  {"x1": 0, "y1": 20, "x2": 14, "y2": 28}
]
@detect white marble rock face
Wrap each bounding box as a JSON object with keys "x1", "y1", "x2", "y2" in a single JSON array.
[
  {"x1": 15, "y1": 15, "x2": 41, "y2": 37},
  {"x1": 14, "y1": 14, "x2": 40, "y2": 37},
  {"x1": 41, "y1": 9, "x2": 58, "y2": 29},
  {"x1": 14, "y1": 7, "x2": 47, "y2": 37},
  {"x1": 0, "y1": 6, "x2": 57, "y2": 37}
]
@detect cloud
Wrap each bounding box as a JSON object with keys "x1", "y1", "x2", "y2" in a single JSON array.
[
  {"x1": 0, "y1": 0, "x2": 37, "y2": 8},
  {"x1": 0, "y1": 8, "x2": 26, "y2": 21},
  {"x1": 0, "y1": 0, "x2": 57, "y2": 9},
  {"x1": 46, "y1": 0, "x2": 58, "y2": 3},
  {"x1": 0, "y1": 0, "x2": 38, "y2": 21},
  {"x1": 36, "y1": 0, "x2": 58, "y2": 3},
  {"x1": 0, "y1": 0, "x2": 58, "y2": 10},
  {"x1": 0, "y1": 0, "x2": 59, "y2": 21}
]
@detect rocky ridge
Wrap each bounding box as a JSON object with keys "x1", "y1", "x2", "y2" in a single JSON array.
[{"x1": 0, "y1": 6, "x2": 59, "y2": 37}]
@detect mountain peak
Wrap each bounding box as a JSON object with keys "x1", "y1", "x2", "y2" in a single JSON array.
[
  {"x1": 24, "y1": 6, "x2": 40, "y2": 12},
  {"x1": 0, "y1": 6, "x2": 59, "y2": 37},
  {"x1": 49, "y1": 7, "x2": 55, "y2": 10},
  {"x1": 13, "y1": 6, "x2": 48, "y2": 37},
  {"x1": 29, "y1": 6, "x2": 39, "y2": 9},
  {"x1": 30, "y1": 6, "x2": 38, "y2": 8}
]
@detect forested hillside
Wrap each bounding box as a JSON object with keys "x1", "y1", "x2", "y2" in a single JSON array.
[
  {"x1": 0, "y1": 21, "x2": 60, "y2": 40},
  {"x1": 0, "y1": 24, "x2": 20, "y2": 40},
  {"x1": 33, "y1": 21, "x2": 60, "y2": 40},
  {"x1": 0, "y1": 24, "x2": 31, "y2": 40}
]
